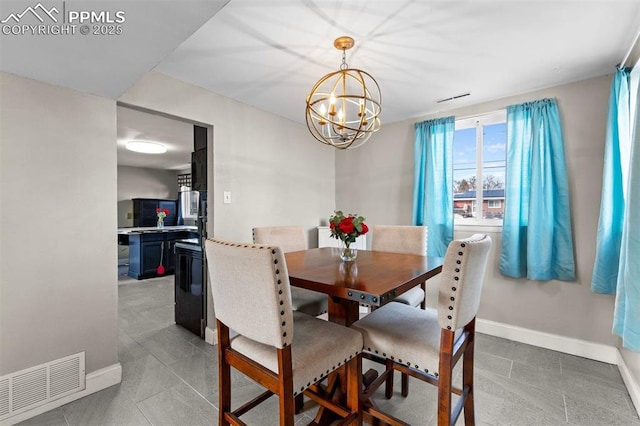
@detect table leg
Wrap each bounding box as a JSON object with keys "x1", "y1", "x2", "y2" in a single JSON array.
[
  {"x1": 311, "y1": 297, "x2": 360, "y2": 424},
  {"x1": 328, "y1": 297, "x2": 360, "y2": 326}
]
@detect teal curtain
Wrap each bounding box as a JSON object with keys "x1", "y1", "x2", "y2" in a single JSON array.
[
  {"x1": 592, "y1": 68, "x2": 631, "y2": 294},
  {"x1": 613, "y1": 69, "x2": 640, "y2": 352},
  {"x1": 412, "y1": 116, "x2": 455, "y2": 257},
  {"x1": 500, "y1": 99, "x2": 576, "y2": 281}
]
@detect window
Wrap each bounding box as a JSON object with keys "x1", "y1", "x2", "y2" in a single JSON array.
[
  {"x1": 177, "y1": 173, "x2": 192, "y2": 190},
  {"x1": 453, "y1": 110, "x2": 506, "y2": 225}
]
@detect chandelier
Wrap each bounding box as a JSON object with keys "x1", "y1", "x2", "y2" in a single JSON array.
[{"x1": 305, "y1": 36, "x2": 382, "y2": 149}]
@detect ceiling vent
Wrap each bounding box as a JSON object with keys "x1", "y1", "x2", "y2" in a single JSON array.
[{"x1": 436, "y1": 92, "x2": 471, "y2": 104}]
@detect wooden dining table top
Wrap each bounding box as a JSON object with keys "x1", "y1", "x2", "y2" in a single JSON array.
[{"x1": 285, "y1": 247, "x2": 444, "y2": 309}]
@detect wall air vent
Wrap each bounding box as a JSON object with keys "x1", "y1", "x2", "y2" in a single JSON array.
[
  {"x1": 0, "y1": 352, "x2": 85, "y2": 421},
  {"x1": 436, "y1": 92, "x2": 471, "y2": 104}
]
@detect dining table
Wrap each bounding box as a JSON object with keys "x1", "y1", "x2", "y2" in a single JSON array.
[
  {"x1": 285, "y1": 247, "x2": 444, "y2": 424},
  {"x1": 285, "y1": 247, "x2": 444, "y2": 326}
]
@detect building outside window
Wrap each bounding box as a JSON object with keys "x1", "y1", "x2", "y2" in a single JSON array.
[{"x1": 453, "y1": 110, "x2": 507, "y2": 225}]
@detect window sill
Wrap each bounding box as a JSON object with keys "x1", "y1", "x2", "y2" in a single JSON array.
[{"x1": 454, "y1": 222, "x2": 503, "y2": 233}]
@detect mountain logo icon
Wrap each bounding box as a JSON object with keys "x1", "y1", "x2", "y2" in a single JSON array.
[{"x1": 1, "y1": 3, "x2": 59, "y2": 24}]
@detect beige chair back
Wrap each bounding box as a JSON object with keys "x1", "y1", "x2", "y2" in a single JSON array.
[
  {"x1": 372, "y1": 225, "x2": 427, "y2": 256},
  {"x1": 205, "y1": 239, "x2": 294, "y2": 349},
  {"x1": 438, "y1": 234, "x2": 491, "y2": 331},
  {"x1": 252, "y1": 226, "x2": 306, "y2": 253}
]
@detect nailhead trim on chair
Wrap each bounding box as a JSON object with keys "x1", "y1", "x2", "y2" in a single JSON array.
[
  {"x1": 442, "y1": 242, "x2": 465, "y2": 332},
  {"x1": 253, "y1": 227, "x2": 328, "y2": 316},
  {"x1": 268, "y1": 245, "x2": 358, "y2": 397},
  {"x1": 291, "y1": 349, "x2": 360, "y2": 396},
  {"x1": 268, "y1": 247, "x2": 290, "y2": 345},
  {"x1": 212, "y1": 238, "x2": 361, "y2": 404},
  {"x1": 357, "y1": 238, "x2": 481, "y2": 377},
  {"x1": 210, "y1": 239, "x2": 293, "y2": 347},
  {"x1": 364, "y1": 341, "x2": 441, "y2": 377}
]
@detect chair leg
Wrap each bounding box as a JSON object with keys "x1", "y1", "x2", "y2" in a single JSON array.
[
  {"x1": 216, "y1": 321, "x2": 231, "y2": 426},
  {"x1": 346, "y1": 356, "x2": 363, "y2": 425},
  {"x1": 294, "y1": 394, "x2": 303, "y2": 414},
  {"x1": 401, "y1": 372, "x2": 409, "y2": 397},
  {"x1": 463, "y1": 320, "x2": 476, "y2": 425},
  {"x1": 277, "y1": 346, "x2": 295, "y2": 426},
  {"x1": 384, "y1": 358, "x2": 395, "y2": 399},
  {"x1": 437, "y1": 330, "x2": 455, "y2": 426}
]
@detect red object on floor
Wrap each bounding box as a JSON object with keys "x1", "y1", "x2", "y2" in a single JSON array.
[{"x1": 157, "y1": 241, "x2": 165, "y2": 275}]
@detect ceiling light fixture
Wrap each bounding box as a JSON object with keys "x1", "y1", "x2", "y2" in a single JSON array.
[
  {"x1": 305, "y1": 36, "x2": 382, "y2": 149},
  {"x1": 125, "y1": 140, "x2": 167, "y2": 154}
]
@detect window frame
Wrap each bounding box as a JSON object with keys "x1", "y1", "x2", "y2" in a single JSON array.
[{"x1": 453, "y1": 109, "x2": 506, "y2": 230}]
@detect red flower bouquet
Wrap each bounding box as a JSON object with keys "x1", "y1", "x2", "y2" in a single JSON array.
[
  {"x1": 329, "y1": 211, "x2": 368, "y2": 261},
  {"x1": 156, "y1": 208, "x2": 170, "y2": 228},
  {"x1": 156, "y1": 208, "x2": 170, "y2": 220}
]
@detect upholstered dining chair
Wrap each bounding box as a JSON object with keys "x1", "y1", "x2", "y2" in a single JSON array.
[
  {"x1": 370, "y1": 224, "x2": 429, "y2": 398},
  {"x1": 352, "y1": 234, "x2": 492, "y2": 426},
  {"x1": 253, "y1": 226, "x2": 329, "y2": 317},
  {"x1": 371, "y1": 225, "x2": 428, "y2": 309},
  {"x1": 205, "y1": 239, "x2": 363, "y2": 426}
]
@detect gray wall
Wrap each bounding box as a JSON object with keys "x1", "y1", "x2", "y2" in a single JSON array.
[
  {"x1": 117, "y1": 165, "x2": 180, "y2": 228},
  {"x1": 0, "y1": 72, "x2": 118, "y2": 375},
  {"x1": 117, "y1": 165, "x2": 179, "y2": 202},
  {"x1": 119, "y1": 71, "x2": 336, "y2": 245},
  {"x1": 119, "y1": 71, "x2": 336, "y2": 331},
  {"x1": 336, "y1": 75, "x2": 619, "y2": 346}
]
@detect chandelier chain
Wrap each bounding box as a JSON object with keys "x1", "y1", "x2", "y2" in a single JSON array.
[{"x1": 340, "y1": 49, "x2": 348, "y2": 70}]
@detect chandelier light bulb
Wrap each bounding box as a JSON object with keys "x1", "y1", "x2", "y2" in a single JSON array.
[
  {"x1": 319, "y1": 104, "x2": 327, "y2": 125},
  {"x1": 328, "y1": 93, "x2": 337, "y2": 116}
]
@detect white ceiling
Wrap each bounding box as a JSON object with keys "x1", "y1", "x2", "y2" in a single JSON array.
[
  {"x1": 155, "y1": 0, "x2": 640, "y2": 124},
  {"x1": 0, "y1": 0, "x2": 228, "y2": 99},
  {"x1": 2, "y1": 1, "x2": 639, "y2": 170},
  {"x1": 117, "y1": 106, "x2": 194, "y2": 171}
]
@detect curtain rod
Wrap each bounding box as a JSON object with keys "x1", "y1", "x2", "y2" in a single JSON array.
[{"x1": 621, "y1": 27, "x2": 640, "y2": 68}]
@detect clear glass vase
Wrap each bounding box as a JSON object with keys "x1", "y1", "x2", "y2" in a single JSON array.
[
  {"x1": 157, "y1": 219, "x2": 164, "y2": 229},
  {"x1": 339, "y1": 241, "x2": 357, "y2": 262}
]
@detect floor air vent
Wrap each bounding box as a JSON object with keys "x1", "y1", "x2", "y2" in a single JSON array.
[{"x1": 0, "y1": 352, "x2": 85, "y2": 421}]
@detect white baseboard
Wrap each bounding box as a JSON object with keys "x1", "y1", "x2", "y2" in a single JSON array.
[
  {"x1": 476, "y1": 318, "x2": 618, "y2": 364},
  {"x1": 617, "y1": 351, "x2": 640, "y2": 417},
  {"x1": 1, "y1": 363, "x2": 122, "y2": 426},
  {"x1": 205, "y1": 326, "x2": 217, "y2": 345}
]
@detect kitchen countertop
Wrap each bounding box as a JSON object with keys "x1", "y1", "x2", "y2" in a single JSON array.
[
  {"x1": 175, "y1": 238, "x2": 202, "y2": 251},
  {"x1": 117, "y1": 226, "x2": 197, "y2": 235}
]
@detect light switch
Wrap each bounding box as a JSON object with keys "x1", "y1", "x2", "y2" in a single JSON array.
[
  {"x1": 223, "y1": 191, "x2": 231, "y2": 204},
  {"x1": 127, "y1": 212, "x2": 132, "y2": 219}
]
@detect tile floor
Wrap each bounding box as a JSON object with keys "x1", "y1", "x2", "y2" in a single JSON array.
[{"x1": 18, "y1": 270, "x2": 640, "y2": 426}]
